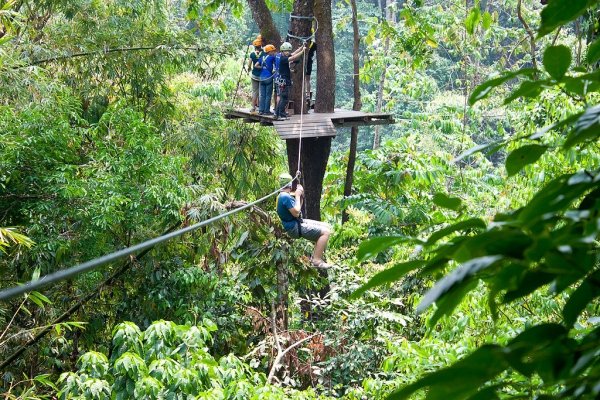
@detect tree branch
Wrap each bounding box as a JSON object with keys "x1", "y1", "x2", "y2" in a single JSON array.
[{"x1": 517, "y1": 0, "x2": 538, "y2": 71}]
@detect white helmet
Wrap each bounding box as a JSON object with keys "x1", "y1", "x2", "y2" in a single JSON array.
[{"x1": 280, "y1": 42, "x2": 293, "y2": 52}]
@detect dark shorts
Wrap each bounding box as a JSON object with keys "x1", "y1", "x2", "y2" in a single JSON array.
[{"x1": 285, "y1": 219, "x2": 329, "y2": 242}]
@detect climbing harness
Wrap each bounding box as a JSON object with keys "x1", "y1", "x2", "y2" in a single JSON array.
[{"x1": 0, "y1": 182, "x2": 293, "y2": 301}]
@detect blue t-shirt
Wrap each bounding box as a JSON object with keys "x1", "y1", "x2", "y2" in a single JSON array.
[
  {"x1": 250, "y1": 51, "x2": 263, "y2": 78},
  {"x1": 277, "y1": 192, "x2": 297, "y2": 231},
  {"x1": 260, "y1": 54, "x2": 275, "y2": 80}
]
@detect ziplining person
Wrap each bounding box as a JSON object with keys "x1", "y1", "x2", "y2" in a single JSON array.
[{"x1": 276, "y1": 173, "x2": 332, "y2": 269}]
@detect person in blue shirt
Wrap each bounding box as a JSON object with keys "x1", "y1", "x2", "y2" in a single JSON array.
[
  {"x1": 276, "y1": 173, "x2": 332, "y2": 269},
  {"x1": 258, "y1": 44, "x2": 277, "y2": 115},
  {"x1": 248, "y1": 37, "x2": 264, "y2": 114},
  {"x1": 273, "y1": 42, "x2": 305, "y2": 120}
]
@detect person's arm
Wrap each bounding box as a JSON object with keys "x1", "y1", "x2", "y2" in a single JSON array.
[
  {"x1": 288, "y1": 185, "x2": 303, "y2": 217},
  {"x1": 288, "y1": 47, "x2": 305, "y2": 62}
]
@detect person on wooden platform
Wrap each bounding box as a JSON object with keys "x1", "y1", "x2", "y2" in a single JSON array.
[
  {"x1": 273, "y1": 42, "x2": 305, "y2": 121},
  {"x1": 276, "y1": 173, "x2": 332, "y2": 269},
  {"x1": 258, "y1": 44, "x2": 277, "y2": 115},
  {"x1": 305, "y1": 40, "x2": 316, "y2": 105},
  {"x1": 248, "y1": 36, "x2": 264, "y2": 114}
]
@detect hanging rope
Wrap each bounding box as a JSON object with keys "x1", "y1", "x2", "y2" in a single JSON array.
[
  {"x1": 0, "y1": 182, "x2": 293, "y2": 302},
  {"x1": 296, "y1": 39, "x2": 309, "y2": 176}
]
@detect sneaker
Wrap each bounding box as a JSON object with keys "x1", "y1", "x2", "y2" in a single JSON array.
[
  {"x1": 264, "y1": 111, "x2": 274, "y2": 116},
  {"x1": 273, "y1": 115, "x2": 283, "y2": 121}
]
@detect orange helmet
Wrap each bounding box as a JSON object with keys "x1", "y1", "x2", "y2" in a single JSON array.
[
  {"x1": 264, "y1": 44, "x2": 276, "y2": 52},
  {"x1": 252, "y1": 38, "x2": 262, "y2": 47}
]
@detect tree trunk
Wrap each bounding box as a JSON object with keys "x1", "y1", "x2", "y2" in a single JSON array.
[
  {"x1": 246, "y1": 0, "x2": 282, "y2": 45},
  {"x1": 373, "y1": 0, "x2": 396, "y2": 150},
  {"x1": 314, "y1": 0, "x2": 335, "y2": 113},
  {"x1": 275, "y1": 260, "x2": 289, "y2": 332},
  {"x1": 286, "y1": 138, "x2": 330, "y2": 221},
  {"x1": 342, "y1": 0, "x2": 362, "y2": 224},
  {"x1": 289, "y1": 0, "x2": 313, "y2": 115}
]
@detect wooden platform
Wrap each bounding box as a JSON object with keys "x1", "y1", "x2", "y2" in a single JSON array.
[{"x1": 225, "y1": 108, "x2": 395, "y2": 139}]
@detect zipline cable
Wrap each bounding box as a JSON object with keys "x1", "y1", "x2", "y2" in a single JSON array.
[
  {"x1": 0, "y1": 183, "x2": 292, "y2": 302},
  {"x1": 0, "y1": 222, "x2": 180, "y2": 371}
]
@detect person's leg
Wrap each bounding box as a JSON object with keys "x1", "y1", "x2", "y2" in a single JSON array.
[
  {"x1": 265, "y1": 79, "x2": 273, "y2": 114},
  {"x1": 258, "y1": 81, "x2": 266, "y2": 113},
  {"x1": 312, "y1": 229, "x2": 330, "y2": 263},
  {"x1": 276, "y1": 84, "x2": 288, "y2": 117},
  {"x1": 280, "y1": 85, "x2": 289, "y2": 117},
  {"x1": 252, "y1": 79, "x2": 259, "y2": 111},
  {"x1": 299, "y1": 219, "x2": 332, "y2": 265}
]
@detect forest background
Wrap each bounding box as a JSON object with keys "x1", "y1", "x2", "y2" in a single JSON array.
[{"x1": 2, "y1": 0, "x2": 600, "y2": 398}]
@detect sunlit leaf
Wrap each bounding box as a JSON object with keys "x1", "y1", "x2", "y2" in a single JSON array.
[
  {"x1": 432, "y1": 192, "x2": 462, "y2": 211},
  {"x1": 543, "y1": 45, "x2": 571, "y2": 80},
  {"x1": 351, "y1": 260, "x2": 426, "y2": 299},
  {"x1": 505, "y1": 144, "x2": 548, "y2": 177}
]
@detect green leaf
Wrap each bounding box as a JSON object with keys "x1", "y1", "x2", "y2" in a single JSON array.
[
  {"x1": 350, "y1": 260, "x2": 426, "y2": 299},
  {"x1": 426, "y1": 218, "x2": 487, "y2": 245},
  {"x1": 502, "y1": 270, "x2": 555, "y2": 303},
  {"x1": 505, "y1": 144, "x2": 548, "y2": 177},
  {"x1": 538, "y1": 0, "x2": 593, "y2": 37},
  {"x1": 564, "y1": 104, "x2": 600, "y2": 148},
  {"x1": 468, "y1": 68, "x2": 537, "y2": 105},
  {"x1": 503, "y1": 80, "x2": 547, "y2": 104},
  {"x1": 465, "y1": 6, "x2": 481, "y2": 35},
  {"x1": 417, "y1": 256, "x2": 503, "y2": 313},
  {"x1": 562, "y1": 272, "x2": 600, "y2": 327},
  {"x1": 356, "y1": 236, "x2": 419, "y2": 263},
  {"x1": 587, "y1": 37, "x2": 600, "y2": 65},
  {"x1": 433, "y1": 192, "x2": 462, "y2": 211},
  {"x1": 481, "y1": 12, "x2": 493, "y2": 31},
  {"x1": 453, "y1": 140, "x2": 504, "y2": 162},
  {"x1": 388, "y1": 345, "x2": 508, "y2": 400},
  {"x1": 543, "y1": 45, "x2": 572, "y2": 80},
  {"x1": 428, "y1": 280, "x2": 477, "y2": 327}
]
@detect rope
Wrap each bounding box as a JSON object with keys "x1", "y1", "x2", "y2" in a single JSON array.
[
  {"x1": 296, "y1": 40, "x2": 308, "y2": 176},
  {"x1": 286, "y1": 16, "x2": 319, "y2": 42},
  {"x1": 0, "y1": 183, "x2": 291, "y2": 301}
]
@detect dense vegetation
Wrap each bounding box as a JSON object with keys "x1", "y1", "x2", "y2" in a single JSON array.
[{"x1": 2, "y1": 0, "x2": 600, "y2": 398}]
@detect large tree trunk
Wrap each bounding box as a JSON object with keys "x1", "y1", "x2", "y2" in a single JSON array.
[
  {"x1": 246, "y1": 0, "x2": 282, "y2": 45},
  {"x1": 289, "y1": 0, "x2": 313, "y2": 115},
  {"x1": 342, "y1": 0, "x2": 362, "y2": 224},
  {"x1": 314, "y1": 0, "x2": 335, "y2": 113}
]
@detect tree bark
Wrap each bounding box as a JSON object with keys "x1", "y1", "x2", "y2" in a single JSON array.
[
  {"x1": 289, "y1": 0, "x2": 313, "y2": 115},
  {"x1": 246, "y1": 0, "x2": 282, "y2": 45},
  {"x1": 286, "y1": 137, "x2": 331, "y2": 221},
  {"x1": 373, "y1": 0, "x2": 396, "y2": 149},
  {"x1": 342, "y1": 0, "x2": 362, "y2": 224},
  {"x1": 314, "y1": 0, "x2": 335, "y2": 112}
]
